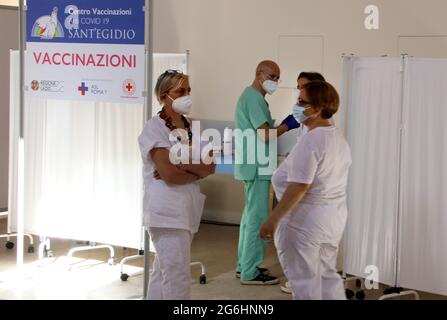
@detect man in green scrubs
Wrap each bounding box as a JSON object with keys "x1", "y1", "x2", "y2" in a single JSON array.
[{"x1": 234, "y1": 60, "x2": 300, "y2": 285}]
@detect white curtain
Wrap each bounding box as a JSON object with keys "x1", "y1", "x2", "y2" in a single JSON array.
[
  {"x1": 9, "y1": 52, "x2": 188, "y2": 249},
  {"x1": 8, "y1": 51, "x2": 20, "y2": 233},
  {"x1": 9, "y1": 51, "x2": 144, "y2": 249},
  {"x1": 343, "y1": 56, "x2": 447, "y2": 296},
  {"x1": 21, "y1": 100, "x2": 144, "y2": 249},
  {"x1": 398, "y1": 58, "x2": 447, "y2": 295},
  {"x1": 342, "y1": 57, "x2": 403, "y2": 286}
]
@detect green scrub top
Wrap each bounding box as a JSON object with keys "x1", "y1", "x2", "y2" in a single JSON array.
[{"x1": 234, "y1": 86, "x2": 275, "y2": 181}]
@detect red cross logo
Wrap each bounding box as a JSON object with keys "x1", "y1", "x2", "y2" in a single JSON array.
[{"x1": 122, "y1": 79, "x2": 136, "y2": 96}]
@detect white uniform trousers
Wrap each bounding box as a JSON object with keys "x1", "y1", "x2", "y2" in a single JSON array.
[
  {"x1": 275, "y1": 221, "x2": 346, "y2": 300},
  {"x1": 147, "y1": 227, "x2": 193, "y2": 300}
]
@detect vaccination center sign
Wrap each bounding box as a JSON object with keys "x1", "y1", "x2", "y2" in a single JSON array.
[{"x1": 25, "y1": 0, "x2": 145, "y2": 104}]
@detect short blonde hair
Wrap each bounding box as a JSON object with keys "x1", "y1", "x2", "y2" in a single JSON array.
[{"x1": 154, "y1": 70, "x2": 189, "y2": 104}]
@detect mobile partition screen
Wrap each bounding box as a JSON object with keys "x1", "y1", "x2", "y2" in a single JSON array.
[
  {"x1": 10, "y1": 0, "x2": 150, "y2": 263},
  {"x1": 342, "y1": 56, "x2": 447, "y2": 296}
]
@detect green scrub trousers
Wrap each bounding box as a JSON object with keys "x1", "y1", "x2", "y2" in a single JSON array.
[
  {"x1": 236, "y1": 179, "x2": 270, "y2": 281},
  {"x1": 234, "y1": 86, "x2": 274, "y2": 281}
]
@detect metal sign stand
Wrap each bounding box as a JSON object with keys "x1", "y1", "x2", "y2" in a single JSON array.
[
  {"x1": 16, "y1": 0, "x2": 26, "y2": 276},
  {"x1": 142, "y1": 0, "x2": 153, "y2": 299}
]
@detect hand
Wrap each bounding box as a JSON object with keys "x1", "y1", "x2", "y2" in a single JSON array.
[
  {"x1": 259, "y1": 217, "x2": 279, "y2": 241},
  {"x1": 153, "y1": 170, "x2": 161, "y2": 180},
  {"x1": 281, "y1": 114, "x2": 300, "y2": 131}
]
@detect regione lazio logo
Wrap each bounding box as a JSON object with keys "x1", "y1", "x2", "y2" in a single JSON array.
[
  {"x1": 31, "y1": 7, "x2": 65, "y2": 39},
  {"x1": 31, "y1": 80, "x2": 39, "y2": 91},
  {"x1": 78, "y1": 82, "x2": 88, "y2": 96},
  {"x1": 122, "y1": 79, "x2": 136, "y2": 96}
]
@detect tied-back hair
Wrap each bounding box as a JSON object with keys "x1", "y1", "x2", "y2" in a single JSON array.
[
  {"x1": 301, "y1": 81, "x2": 339, "y2": 119},
  {"x1": 298, "y1": 72, "x2": 326, "y2": 82},
  {"x1": 155, "y1": 70, "x2": 189, "y2": 104}
]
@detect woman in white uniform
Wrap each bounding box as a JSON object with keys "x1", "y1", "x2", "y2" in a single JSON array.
[
  {"x1": 138, "y1": 70, "x2": 215, "y2": 300},
  {"x1": 280, "y1": 72, "x2": 327, "y2": 295},
  {"x1": 260, "y1": 81, "x2": 352, "y2": 300}
]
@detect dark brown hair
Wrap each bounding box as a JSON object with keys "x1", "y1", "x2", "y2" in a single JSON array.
[
  {"x1": 298, "y1": 72, "x2": 326, "y2": 82},
  {"x1": 301, "y1": 81, "x2": 339, "y2": 119}
]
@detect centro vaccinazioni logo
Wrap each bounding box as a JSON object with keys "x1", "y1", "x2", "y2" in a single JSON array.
[{"x1": 31, "y1": 7, "x2": 65, "y2": 40}]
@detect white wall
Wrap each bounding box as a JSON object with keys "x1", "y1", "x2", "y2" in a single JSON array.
[
  {"x1": 0, "y1": 6, "x2": 18, "y2": 210},
  {"x1": 2, "y1": 0, "x2": 447, "y2": 212},
  {"x1": 152, "y1": 0, "x2": 447, "y2": 124},
  {"x1": 152, "y1": 0, "x2": 447, "y2": 228}
]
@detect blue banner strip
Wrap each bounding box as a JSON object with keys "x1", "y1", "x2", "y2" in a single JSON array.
[{"x1": 26, "y1": 0, "x2": 145, "y2": 45}]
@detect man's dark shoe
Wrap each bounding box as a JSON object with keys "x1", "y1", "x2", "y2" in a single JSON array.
[
  {"x1": 236, "y1": 267, "x2": 270, "y2": 279},
  {"x1": 240, "y1": 273, "x2": 280, "y2": 285}
]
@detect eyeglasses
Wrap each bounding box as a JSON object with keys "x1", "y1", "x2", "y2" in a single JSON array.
[
  {"x1": 297, "y1": 99, "x2": 312, "y2": 107},
  {"x1": 262, "y1": 71, "x2": 281, "y2": 83},
  {"x1": 161, "y1": 69, "x2": 183, "y2": 77}
]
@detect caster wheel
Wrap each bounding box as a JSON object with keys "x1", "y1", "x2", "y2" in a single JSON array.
[
  {"x1": 120, "y1": 273, "x2": 129, "y2": 281},
  {"x1": 28, "y1": 246, "x2": 35, "y2": 253},
  {"x1": 108, "y1": 258, "x2": 115, "y2": 266},
  {"x1": 356, "y1": 290, "x2": 366, "y2": 300},
  {"x1": 139, "y1": 249, "x2": 144, "y2": 255},
  {"x1": 356, "y1": 279, "x2": 362, "y2": 288},
  {"x1": 6, "y1": 241, "x2": 14, "y2": 250},
  {"x1": 345, "y1": 288, "x2": 355, "y2": 300},
  {"x1": 199, "y1": 275, "x2": 206, "y2": 285},
  {"x1": 46, "y1": 250, "x2": 54, "y2": 258}
]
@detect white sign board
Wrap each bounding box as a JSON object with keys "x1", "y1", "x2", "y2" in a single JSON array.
[{"x1": 25, "y1": 0, "x2": 145, "y2": 104}]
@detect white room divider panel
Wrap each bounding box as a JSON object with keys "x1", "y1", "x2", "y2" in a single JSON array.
[
  {"x1": 7, "y1": 51, "x2": 20, "y2": 233},
  {"x1": 343, "y1": 56, "x2": 447, "y2": 296},
  {"x1": 9, "y1": 51, "x2": 188, "y2": 251},
  {"x1": 9, "y1": 49, "x2": 144, "y2": 248},
  {"x1": 342, "y1": 57, "x2": 404, "y2": 286},
  {"x1": 13, "y1": 98, "x2": 145, "y2": 249},
  {"x1": 398, "y1": 58, "x2": 447, "y2": 295}
]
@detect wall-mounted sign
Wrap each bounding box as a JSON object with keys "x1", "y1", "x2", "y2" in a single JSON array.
[{"x1": 26, "y1": 0, "x2": 146, "y2": 104}]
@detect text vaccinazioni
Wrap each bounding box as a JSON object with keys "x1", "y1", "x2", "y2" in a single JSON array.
[{"x1": 32, "y1": 51, "x2": 137, "y2": 68}]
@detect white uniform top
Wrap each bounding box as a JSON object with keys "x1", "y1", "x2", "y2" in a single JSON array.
[
  {"x1": 138, "y1": 115, "x2": 207, "y2": 234},
  {"x1": 272, "y1": 126, "x2": 352, "y2": 226}
]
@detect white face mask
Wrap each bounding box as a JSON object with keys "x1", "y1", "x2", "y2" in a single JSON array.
[
  {"x1": 261, "y1": 80, "x2": 278, "y2": 95},
  {"x1": 168, "y1": 95, "x2": 192, "y2": 115},
  {"x1": 293, "y1": 104, "x2": 314, "y2": 124}
]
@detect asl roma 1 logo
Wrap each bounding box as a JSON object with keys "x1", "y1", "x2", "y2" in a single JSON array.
[
  {"x1": 78, "y1": 82, "x2": 88, "y2": 96},
  {"x1": 31, "y1": 7, "x2": 65, "y2": 39},
  {"x1": 122, "y1": 79, "x2": 136, "y2": 96}
]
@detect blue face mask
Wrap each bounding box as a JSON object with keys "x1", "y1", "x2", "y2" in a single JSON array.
[{"x1": 293, "y1": 104, "x2": 312, "y2": 123}]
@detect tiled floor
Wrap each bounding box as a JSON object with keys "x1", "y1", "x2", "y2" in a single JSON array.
[{"x1": 0, "y1": 218, "x2": 445, "y2": 300}]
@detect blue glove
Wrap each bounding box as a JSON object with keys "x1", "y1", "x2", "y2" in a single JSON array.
[{"x1": 281, "y1": 114, "x2": 300, "y2": 131}]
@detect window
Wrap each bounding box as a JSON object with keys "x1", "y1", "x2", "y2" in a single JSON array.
[{"x1": 0, "y1": 0, "x2": 18, "y2": 7}]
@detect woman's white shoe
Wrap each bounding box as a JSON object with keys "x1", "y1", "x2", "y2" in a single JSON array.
[{"x1": 280, "y1": 281, "x2": 292, "y2": 294}]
